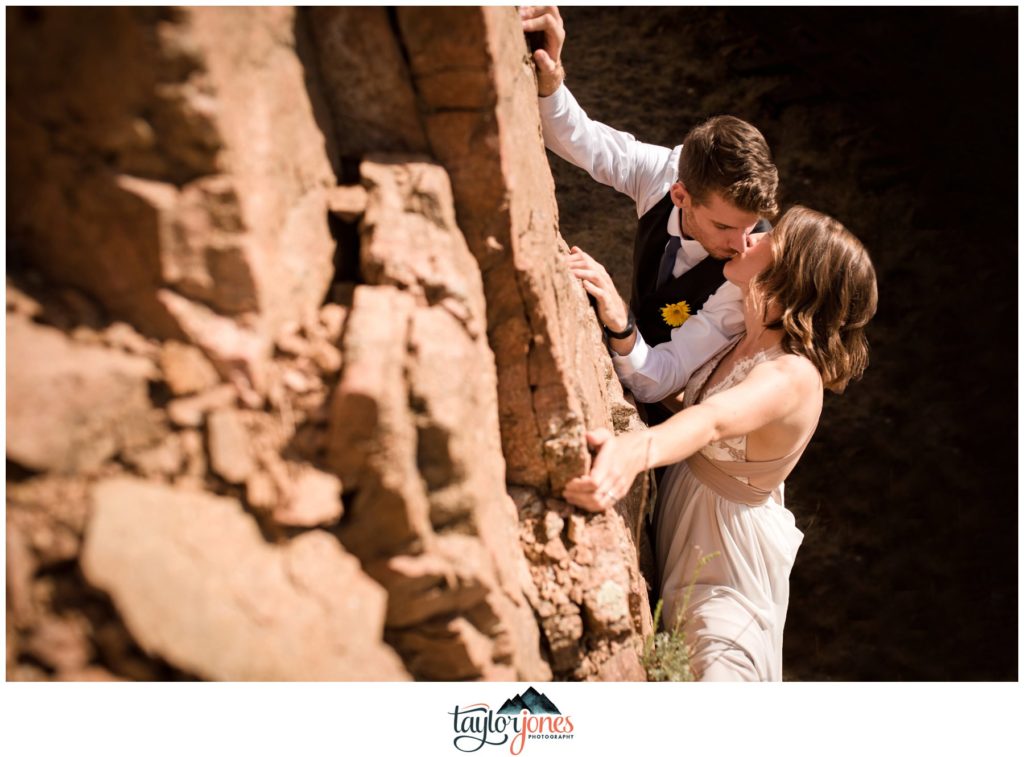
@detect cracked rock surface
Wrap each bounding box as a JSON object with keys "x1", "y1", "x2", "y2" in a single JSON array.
[{"x1": 7, "y1": 6, "x2": 651, "y2": 682}]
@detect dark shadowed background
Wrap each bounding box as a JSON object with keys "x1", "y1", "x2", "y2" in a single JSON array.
[{"x1": 548, "y1": 6, "x2": 1017, "y2": 681}]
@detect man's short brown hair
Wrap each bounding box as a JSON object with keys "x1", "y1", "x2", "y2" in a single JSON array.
[{"x1": 678, "y1": 115, "x2": 779, "y2": 219}]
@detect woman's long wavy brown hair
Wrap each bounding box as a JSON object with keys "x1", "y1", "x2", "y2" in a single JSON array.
[{"x1": 753, "y1": 206, "x2": 878, "y2": 393}]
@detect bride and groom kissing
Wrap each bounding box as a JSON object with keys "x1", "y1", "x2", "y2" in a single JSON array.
[{"x1": 522, "y1": 6, "x2": 878, "y2": 682}]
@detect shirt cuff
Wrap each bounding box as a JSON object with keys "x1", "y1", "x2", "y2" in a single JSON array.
[
  {"x1": 537, "y1": 82, "x2": 568, "y2": 110},
  {"x1": 610, "y1": 330, "x2": 651, "y2": 378}
]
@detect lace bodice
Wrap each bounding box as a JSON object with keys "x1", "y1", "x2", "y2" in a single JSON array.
[{"x1": 684, "y1": 338, "x2": 785, "y2": 474}]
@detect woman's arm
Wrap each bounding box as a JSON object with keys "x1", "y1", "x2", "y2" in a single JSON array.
[
  {"x1": 648, "y1": 358, "x2": 809, "y2": 467},
  {"x1": 563, "y1": 357, "x2": 816, "y2": 511}
]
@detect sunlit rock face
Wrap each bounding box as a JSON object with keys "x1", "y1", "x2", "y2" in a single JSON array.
[{"x1": 6, "y1": 5, "x2": 650, "y2": 682}]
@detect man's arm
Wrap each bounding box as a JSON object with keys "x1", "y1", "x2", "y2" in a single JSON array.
[
  {"x1": 522, "y1": 6, "x2": 674, "y2": 215},
  {"x1": 610, "y1": 283, "x2": 746, "y2": 402},
  {"x1": 567, "y1": 246, "x2": 746, "y2": 402}
]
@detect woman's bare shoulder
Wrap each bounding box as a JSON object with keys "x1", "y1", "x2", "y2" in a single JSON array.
[{"x1": 750, "y1": 351, "x2": 823, "y2": 395}]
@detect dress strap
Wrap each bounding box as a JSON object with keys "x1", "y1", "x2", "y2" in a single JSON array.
[
  {"x1": 685, "y1": 452, "x2": 775, "y2": 505},
  {"x1": 685, "y1": 431, "x2": 814, "y2": 506}
]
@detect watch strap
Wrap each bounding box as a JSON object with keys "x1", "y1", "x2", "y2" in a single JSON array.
[{"x1": 604, "y1": 310, "x2": 636, "y2": 340}]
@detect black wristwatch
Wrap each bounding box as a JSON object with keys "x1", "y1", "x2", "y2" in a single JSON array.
[{"x1": 603, "y1": 310, "x2": 636, "y2": 340}]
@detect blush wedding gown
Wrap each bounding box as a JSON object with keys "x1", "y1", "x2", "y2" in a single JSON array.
[{"x1": 655, "y1": 338, "x2": 810, "y2": 682}]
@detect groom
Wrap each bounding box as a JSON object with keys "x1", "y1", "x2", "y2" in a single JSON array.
[{"x1": 521, "y1": 6, "x2": 780, "y2": 426}]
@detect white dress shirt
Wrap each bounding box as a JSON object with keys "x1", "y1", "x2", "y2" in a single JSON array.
[{"x1": 539, "y1": 84, "x2": 744, "y2": 403}]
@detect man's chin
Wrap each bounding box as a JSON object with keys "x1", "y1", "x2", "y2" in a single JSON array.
[{"x1": 708, "y1": 250, "x2": 737, "y2": 261}]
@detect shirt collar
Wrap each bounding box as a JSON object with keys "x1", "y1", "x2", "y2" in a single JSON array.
[{"x1": 666, "y1": 204, "x2": 683, "y2": 238}]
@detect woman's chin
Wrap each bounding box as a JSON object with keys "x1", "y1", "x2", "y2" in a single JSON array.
[{"x1": 723, "y1": 261, "x2": 739, "y2": 285}]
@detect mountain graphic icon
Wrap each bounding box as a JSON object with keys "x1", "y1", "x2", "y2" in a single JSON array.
[{"x1": 496, "y1": 686, "x2": 561, "y2": 715}]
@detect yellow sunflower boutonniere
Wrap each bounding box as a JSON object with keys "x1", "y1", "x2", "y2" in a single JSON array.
[{"x1": 661, "y1": 300, "x2": 691, "y2": 328}]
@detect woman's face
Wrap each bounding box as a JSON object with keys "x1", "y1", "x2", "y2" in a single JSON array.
[{"x1": 723, "y1": 230, "x2": 774, "y2": 286}]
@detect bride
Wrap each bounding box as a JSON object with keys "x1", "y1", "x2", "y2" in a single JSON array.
[{"x1": 564, "y1": 206, "x2": 878, "y2": 681}]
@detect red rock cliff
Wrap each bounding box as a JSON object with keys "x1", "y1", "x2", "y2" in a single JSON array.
[{"x1": 6, "y1": 6, "x2": 652, "y2": 682}]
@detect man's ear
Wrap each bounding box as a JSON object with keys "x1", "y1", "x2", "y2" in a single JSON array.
[{"x1": 670, "y1": 181, "x2": 690, "y2": 209}]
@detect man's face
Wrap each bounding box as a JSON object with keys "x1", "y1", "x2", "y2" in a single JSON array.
[
  {"x1": 723, "y1": 230, "x2": 774, "y2": 287},
  {"x1": 670, "y1": 182, "x2": 761, "y2": 260}
]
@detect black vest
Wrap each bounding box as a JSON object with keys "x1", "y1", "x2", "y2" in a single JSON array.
[{"x1": 631, "y1": 192, "x2": 770, "y2": 347}]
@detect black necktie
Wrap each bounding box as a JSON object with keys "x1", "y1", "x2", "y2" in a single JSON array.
[{"x1": 656, "y1": 236, "x2": 682, "y2": 289}]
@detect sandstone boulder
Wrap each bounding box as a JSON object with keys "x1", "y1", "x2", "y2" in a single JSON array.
[
  {"x1": 7, "y1": 475, "x2": 92, "y2": 569},
  {"x1": 167, "y1": 384, "x2": 238, "y2": 428},
  {"x1": 359, "y1": 158, "x2": 488, "y2": 338},
  {"x1": 206, "y1": 409, "x2": 255, "y2": 484},
  {"x1": 81, "y1": 477, "x2": 409, "y2": 681},
  {"x1": 274, "y1": 464, "x2": 344, "y2": 528},
  {"x1": 159, "y1": 340, "x2": 220, "y2": 396},
  {"x1": 6, "y1": 317, "x2": 154, "y2": 474},
  {"x1": 8, "y1": 7, "x2": 336, "y2": 354},
  {"x1": 178, "y1": 7, "x2": 337, "y2": 338},
  {"x1": 327, "y1": 285, "x2": 434, "y2": 562}
]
